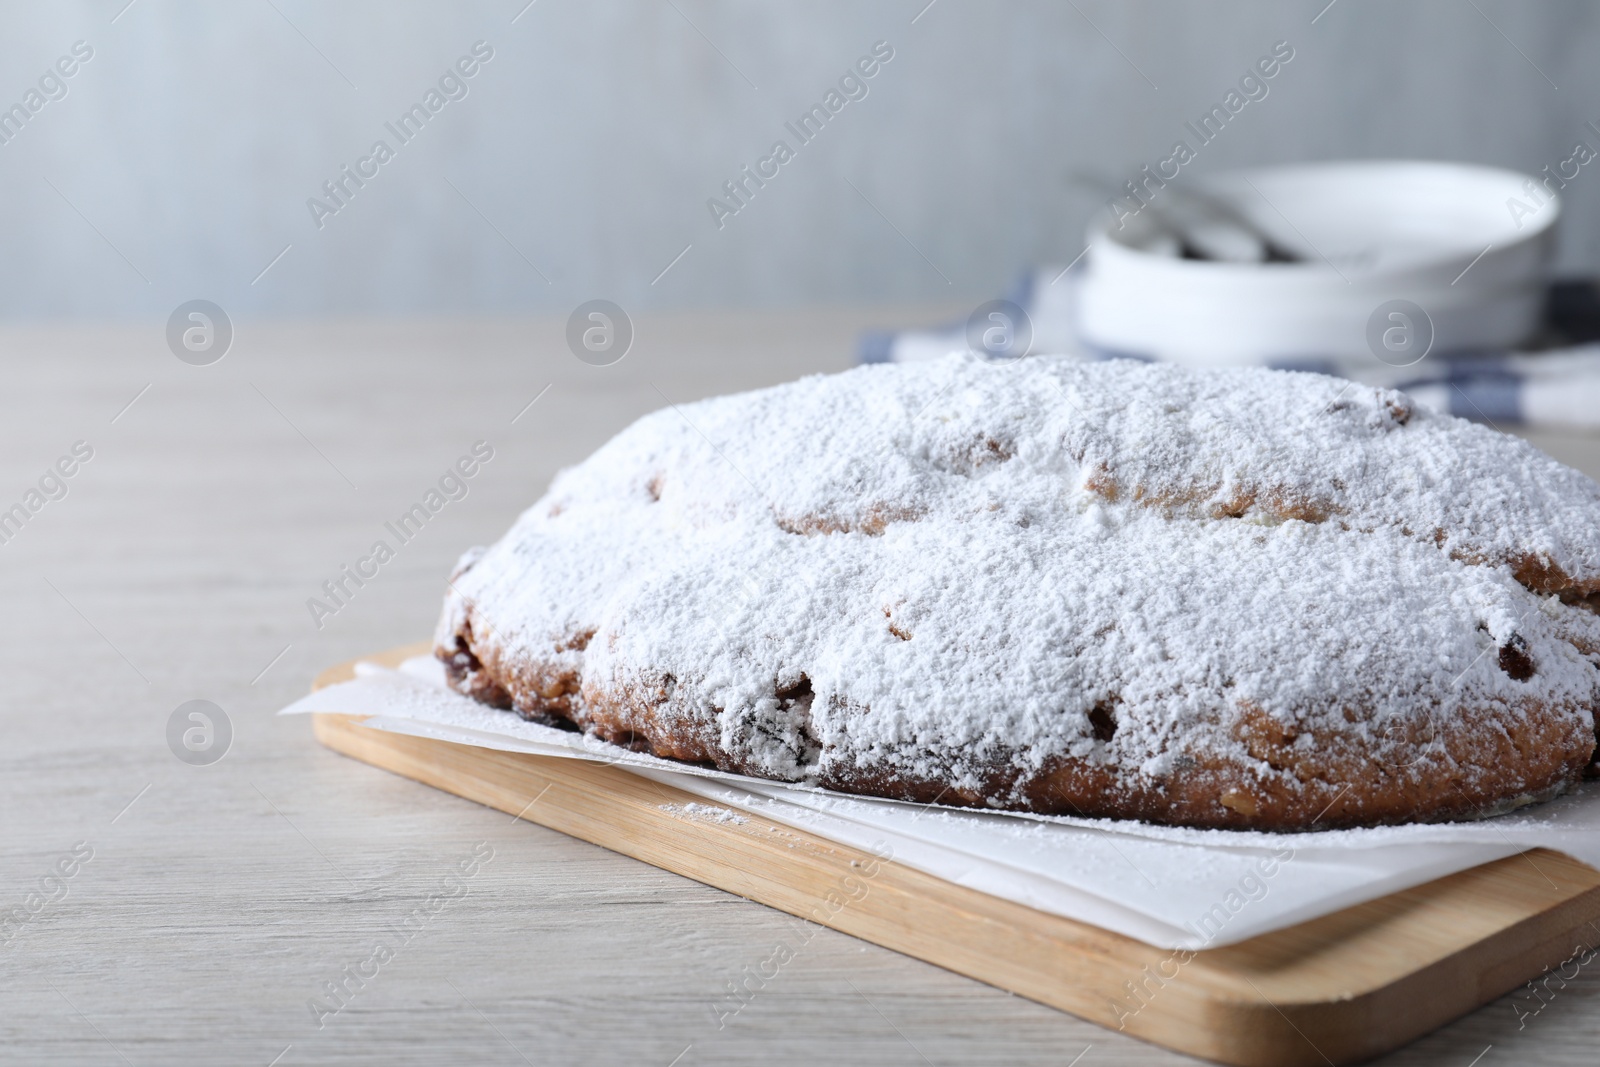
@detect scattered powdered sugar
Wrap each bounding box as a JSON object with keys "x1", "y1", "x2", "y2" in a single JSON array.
[
  {"x1": 439, "y1": 354, "x2": 1600, "y2": 812},
  {"x1": 660, "y1": 801, "x2": 748, "y2": 825}
]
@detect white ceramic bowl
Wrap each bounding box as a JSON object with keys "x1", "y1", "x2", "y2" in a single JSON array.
[{"x1": 1076, "y1": 161, "x2": 1559, "y2": 366}]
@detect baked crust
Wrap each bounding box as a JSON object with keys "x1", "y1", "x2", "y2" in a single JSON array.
[{"x1": 435, "y1": 357, "x2": 1600, "y2": 830}]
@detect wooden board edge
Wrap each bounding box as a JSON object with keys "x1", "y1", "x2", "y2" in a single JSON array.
[{"x1": 1203, "y1": 854, "x2": 1600, "y2": 1062}]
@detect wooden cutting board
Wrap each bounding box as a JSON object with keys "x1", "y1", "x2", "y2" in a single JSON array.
[{"x1": 310, "y1": 644, "x2": 1600, "y2": 1066}]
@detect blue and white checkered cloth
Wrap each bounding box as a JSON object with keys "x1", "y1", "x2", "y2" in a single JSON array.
[{"x1": 860, "y1": 267, "x2": 1600, "y2": 432}]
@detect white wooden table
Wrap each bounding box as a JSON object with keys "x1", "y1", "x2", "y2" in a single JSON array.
[{"x1": 2, "y1": 309, "x2": 1597, "y2": 1066}]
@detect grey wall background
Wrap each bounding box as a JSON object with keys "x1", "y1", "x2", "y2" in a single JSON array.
[{"x1": 0, "y1": 0, "x2": 1596, "y2": 321}]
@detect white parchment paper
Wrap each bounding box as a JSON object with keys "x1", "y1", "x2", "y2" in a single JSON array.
[{"x1": 281, "y1": 658, "x2": 1600, "y2": 949}]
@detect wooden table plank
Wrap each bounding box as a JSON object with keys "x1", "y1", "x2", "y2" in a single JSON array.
[{"x1": 3, "y1": 312, "x2": 1599, "y2": 1066}]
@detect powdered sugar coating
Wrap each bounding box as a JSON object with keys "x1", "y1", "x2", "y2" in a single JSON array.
[{"x1": 437, "y1": 355, "x2": 1600, "y2": 827}]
